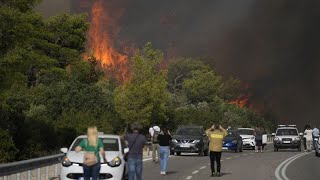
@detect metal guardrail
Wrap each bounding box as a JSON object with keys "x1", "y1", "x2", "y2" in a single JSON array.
[{"x1": 0, "y1": 154, "x2": 64, "y2": 180}]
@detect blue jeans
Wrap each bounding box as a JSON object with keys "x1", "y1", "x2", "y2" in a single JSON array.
[
  {"x1": 83, "y1": 162, "x2": 101, "y2": 180},
  {"x1": 160, "y1": 146, "x2": 169, "y2": 172},
  {"x1": 127, "y1": 158, "x2": 143, "y2": 180}
]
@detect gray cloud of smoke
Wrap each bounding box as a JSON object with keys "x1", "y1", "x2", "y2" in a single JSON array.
[{"x1": 39, "y1": 0, "x2": 320, "y2": 128}]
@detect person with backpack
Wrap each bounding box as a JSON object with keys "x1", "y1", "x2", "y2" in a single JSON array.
[
  {"x1": 157, "y1": 127, "x2": 172, "y2": 175},
  {"x1": 75, "y1": 126, "x2": 107, "y2": 180},
  {"x1": 124, "y1": 123, "x2": 147, "y2": 180},
  {"x1": 149, "y1": 124, "x2": 160, "y2": 163}
]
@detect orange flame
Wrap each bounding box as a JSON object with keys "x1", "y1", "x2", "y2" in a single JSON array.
[
  {"x1": 229, "y1": 96, "x2": 249, "y2": 108},
  {"x1": 87, "y1": 0, "x2": 129, "y2": 82}
]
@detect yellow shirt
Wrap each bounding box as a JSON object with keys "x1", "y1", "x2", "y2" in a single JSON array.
[{"x1": 206, "y1": 129, "x2": 227, "y2": 152}]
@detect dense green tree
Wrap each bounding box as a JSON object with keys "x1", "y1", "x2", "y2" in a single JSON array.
[{"x1": 114, "y1": 43, "x2": 170, "y2": 128}]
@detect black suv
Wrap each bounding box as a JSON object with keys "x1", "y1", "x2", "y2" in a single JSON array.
[{"x1": 170, "y1": 126, "x2": 209, "y2": 156}]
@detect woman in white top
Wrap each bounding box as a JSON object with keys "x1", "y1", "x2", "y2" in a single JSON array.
[{"x1": 304, "y1": 126, "x2": 313, "y2": 151}]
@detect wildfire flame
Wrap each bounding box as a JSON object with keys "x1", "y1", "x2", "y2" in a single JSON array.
[
  {"x1": 229, "y1": 95, "x2": 249, "y2": 108},
  {"x1": 87, "y1": 0, "x2": 129, "y2": 82}
]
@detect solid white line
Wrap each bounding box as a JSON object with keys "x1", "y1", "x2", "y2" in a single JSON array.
[
  {"x1": 281, "y1": 152, "x2": 310, "y2": 180},
  {"x1": 226, "y1": 157, "x2": 232, "y2": 160},
  {"x1": 274, "y1": 153, "x2": 308, "y2": 180},
  {"x1": 199, "y1": 166, "x2": 207, "y2": 169},
  {"x1": 186, "y1": 176, "x2": 193, "y2": 179},
  {"x1": 243, "y1": 154, "x2": 248, "y2": 156},
  {"x1": 192, "y1": 170, "x2": 199, "y2": 174},
  {"x1": 234, "y1": 155, "x2": 240, "y2": 158}
]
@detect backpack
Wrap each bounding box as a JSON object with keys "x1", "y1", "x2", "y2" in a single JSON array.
[{"x1": 152, "y1": 130, "x2": 159, "y2": 144}]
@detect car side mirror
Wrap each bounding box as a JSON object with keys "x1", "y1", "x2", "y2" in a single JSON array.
[
  {"x1": 60, "y1": 147, "x2": 68, "y2": 154},
  {"x1": 124, "y1": 147, "x2": 129, "y2": 154},
  {"x1": 272, "y1": 133, "x2": 275, "y2": 136},
  {"x1": 299, "y1": 133, "x2": 303, "y2": 136}
]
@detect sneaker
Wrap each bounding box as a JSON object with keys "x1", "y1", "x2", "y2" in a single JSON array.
[
  {"x1": 210, "y1": 172, "x2": 216, "y2": 177},
  {"x1": 163, "y1": 171, "x2": 166, "y2": 175},
  {"x1": 160, "y1": 171, "x2": 164, "y2": 175},
  {"x1": 216, "y1": 172, "x2": 221, "y2": 177},
  {"x1": 260, "y1": 150, "x2": 263, "y2": 153}
]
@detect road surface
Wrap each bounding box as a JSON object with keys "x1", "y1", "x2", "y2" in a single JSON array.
[{"x1": 142, "y1": 144, "x2": 319, "y2": 180}]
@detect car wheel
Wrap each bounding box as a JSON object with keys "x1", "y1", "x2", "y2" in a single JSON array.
[
  {"x1": 315, "y1": 151, "x2": 319, "y2": 157},
  {"x1": 234, "y1": 147, "x2": 238, "y2": 153},
  {"x1": 170, "y1": 151, "x2": 174, "y2": 155},
  {"x1": 176, "y1": 152, "x2": 181, "y2": 156}
]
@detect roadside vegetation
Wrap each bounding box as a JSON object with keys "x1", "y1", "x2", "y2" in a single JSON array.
[{"x1": 0, "y1": 0, "x2": 275, "y2": 163}]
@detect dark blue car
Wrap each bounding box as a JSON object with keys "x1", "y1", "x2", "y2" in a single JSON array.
[{"x1": 222, "y1": 130, "x2": 243, "y2": 152}]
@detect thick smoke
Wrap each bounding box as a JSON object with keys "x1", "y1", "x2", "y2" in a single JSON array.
[{"x1": 39, "y1": 0, "x2": 320, "y2": 128}]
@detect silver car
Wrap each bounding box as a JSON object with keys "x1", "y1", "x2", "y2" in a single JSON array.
[
  {"x1": 60, "y1": 134, "x2": 127, "y2": 180},
  {"x1": 272, "y1": 125, "x2": 302, "y2": 152}
]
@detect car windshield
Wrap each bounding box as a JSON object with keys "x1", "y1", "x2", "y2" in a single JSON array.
[
  {"x1": 237, "y1": 129, "x2": 254, "y2": 135},
  {"x1": 176, "y1": 128, "x2": 202, "y2": 136},
  {"x1": 276, "y1": 129, "x2": 298, "y2": 136},
  {"x1": 70, "y1": 137, "x2": 119, "y2": 151}
]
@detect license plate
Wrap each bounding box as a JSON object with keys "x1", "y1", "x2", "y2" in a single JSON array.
[
  {"x1": 283, "y1": 141, "x2": 291, "y2": 143},
  {"x1": 222, "y1": 147, "x2": 228, "y2": 150},
  {"x1": 180, "y1": 144, "x2": 190, "y2": 148}
]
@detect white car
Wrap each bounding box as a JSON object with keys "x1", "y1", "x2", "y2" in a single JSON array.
[
  {"x1": 237, "y1": 128, "x2": 255, "y2": 150},
  {"x1": 60, "y1": 134, "x2": 127, "y2": 180}
]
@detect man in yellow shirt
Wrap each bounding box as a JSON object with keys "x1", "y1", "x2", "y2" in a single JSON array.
[{"x1": 206, "y1": 125, "x2": 227, "y2": 177}]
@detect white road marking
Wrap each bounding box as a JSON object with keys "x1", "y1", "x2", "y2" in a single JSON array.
[
  {"x1": 274, "y1": 152, "x2": 310, "y2": 180},
  {"x1": 243, "y1": 154, "x2": 248, "y2": 156},
  {"x1": 199, "y1": 166, "x2": 207, "y2": 169},
  {"x1": 192, "y1": 170, "x2": 199, "y2": 174},
  {"x1": 143, "y1": 158, "x2": 153, "y2": 161},
  {"x1": 226, "y1": 157, "x2": 232, "y2": 160},
  {"x1": 234, "y1": 155, "x2": 240, "y2": 157},
  {"x1": 186, "y1": 176, "x2": 193, "y2": 179},
  {"x1": 221, "y1": 160, "x2": 224, "y2": 162}
]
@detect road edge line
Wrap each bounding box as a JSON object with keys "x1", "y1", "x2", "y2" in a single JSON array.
[
  {"x1": 281, "y1": 152, "x2": 310, "y2": 180},
  {"x1": 274, "y1": 153, "x2": 307, "y2": 180}
]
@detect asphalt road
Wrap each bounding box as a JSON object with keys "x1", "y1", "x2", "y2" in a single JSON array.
[{"x1": 142, "y1": 144, "x2": 320, "y2": 180}]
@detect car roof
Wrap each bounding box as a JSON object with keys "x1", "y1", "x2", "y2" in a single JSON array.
[
  {"x1": 77, "y1": 134, "x2": 121, "y2": 139},
  {"x1": 178, "y1": 126, "x2": 203, "y2": 128},
  {"x1": 277, "y1": 127, "x2": 297, "y2": 130}
]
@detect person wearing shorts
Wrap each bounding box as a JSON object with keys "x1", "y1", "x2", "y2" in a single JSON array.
[{"x1": 254, "y1": 125, "x2": 263, "y2": 152}]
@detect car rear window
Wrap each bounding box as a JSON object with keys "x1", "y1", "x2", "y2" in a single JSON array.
[
  {"x1": 176, "y1": 128, "x2": 201, "y2": 136},
  {"x1": 276, "y1": 129, "x2": 298, "y2": 136},
  {"x1": 70, "y1": 137, "x2": 119, "y2": 151}
]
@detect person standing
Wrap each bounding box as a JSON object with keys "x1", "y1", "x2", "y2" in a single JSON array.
[
  {"x1": 149, "y1": 124, "x2": 161, "y2": 163},
  {"x1": 312, "y1": 125, "x2": 319, "y2": 150},
  {"x1": 254, "y1": 125, "x2": 263, "y2": 153},
  {"x1": 303, "y1": 124, "x2": 309, "y2": 150},
  {"x1": 75, "y1": 126, "x2": 107, "y2": 180},
  {"x1": 157, "y1": 127, "x2": 172, "y2": 175},
  {"x1": 304, "y1": 126, "x2": 313, "y2": 152},
  {"x1": 206, "y1": 125, "x2": 227, "y2": 177},
  {"x1": 124, "y1": 123, "x2": 147, "y2": 180}
]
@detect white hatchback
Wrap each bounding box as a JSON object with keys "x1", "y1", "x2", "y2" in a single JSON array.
[{"x1": 60, "y1": 134, "x2": 127, "y2": 180}]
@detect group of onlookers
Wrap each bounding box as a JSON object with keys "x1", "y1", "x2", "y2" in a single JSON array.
[{"x1": 303, "y1": 125, "x2": 319, "y2": 151}]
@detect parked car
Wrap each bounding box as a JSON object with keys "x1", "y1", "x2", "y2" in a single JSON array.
[
  {"x1": 272, "y1": 125, "x2": 302, "y2": 152},
  {"x1": 237, "y1": 128, "x2": 255, "y2": 150},
  {"x1": 222, "y1": 130, "x2": 243, "y2": 152},
  {"x1": 170, "y1": 126, "x2": 209, "y2": 156},
  {"x1": 60, "y1": 134, "x2": 127, "y2": 180}
]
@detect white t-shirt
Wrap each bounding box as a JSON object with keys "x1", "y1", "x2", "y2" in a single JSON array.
[
  {"x1": 149, "y1": 126, "x2": 160, "y2": 137},
  {"x1": 304, "y1": 129, "x2": 313, "y2": 141}
]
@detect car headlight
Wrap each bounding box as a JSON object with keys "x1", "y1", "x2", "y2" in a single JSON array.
[
  {"x1": 232, "y1": 140, "x2": 237, "y2": 144},
  {"x1": 192, "y1": 140, "x2": 200, "y2": 143},
  {"x1": 172, "y1": 139, "x2": 178, "y2": 143},
  {"x1": 62, "y1": 156, "x2": 72, "y2": 167},
  {"x1": 274, "y1": 137, "x2": 279, "y2": 141},
  {"x1": 295, "y1": 137, "x2": 300, "y2": 141},
  {"x1": 107, "y1": 157, "x2": 121, "y2": 167},
  {"x1": 250, "y1": 137, "x2": 255, "y2": 140}
]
